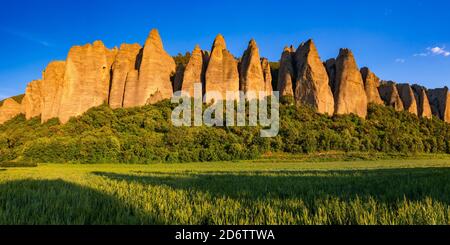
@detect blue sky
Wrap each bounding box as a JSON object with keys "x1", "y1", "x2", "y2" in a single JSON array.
[{"x1": 0, "y1": 0, "x2": 449, "y2": 99}]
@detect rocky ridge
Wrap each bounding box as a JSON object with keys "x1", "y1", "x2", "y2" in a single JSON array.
[{"x1": 0, "y1": 28, "x2": 448, "y2": 124}]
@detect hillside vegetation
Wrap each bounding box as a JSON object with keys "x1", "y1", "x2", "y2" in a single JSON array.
[{"x1": 0, "y1": 101, "x2": 450, "y2": 163}]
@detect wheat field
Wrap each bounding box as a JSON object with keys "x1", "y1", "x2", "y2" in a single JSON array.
[{"x1": 0, "y1": 158, "x2": 449, "y2": 225}]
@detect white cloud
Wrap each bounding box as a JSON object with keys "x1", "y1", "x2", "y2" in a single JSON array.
[
  {"x1": 428, "y1": 47, "x2": 450, "y2": 56},
  {"x1": 415, "y1": 46, "x2": 450, "y2": 57},
  {"x1": 395, "y1": 58, "x2": 406, "y2": 63}
]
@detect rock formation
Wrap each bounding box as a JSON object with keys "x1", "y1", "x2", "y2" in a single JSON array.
[
  {"x1": 109, "y1": 43, "x2": 142, "y2": 109},
  {"x1": 205, "y1": 34, "x2": 239, "y2": 101},
  {"x1": 261, "y1": 58, "x2": 273, "y2": 96},
  {"x1": 180, "y1": 45, "x2": 209, "y2": 97},
  {"x1": 239, "y1": 39, "x2": 266, "y2": 98},
  {"x1": 1, "y1": 29, "x2": 449, "y2": 125},
  {"x1": 127, "y1": 29, "x2": 176, "y2": 106},
  {"x1": 41, "y1": 61, "x2": 66, "y2": 122},
  {"x1": 325, "y1": 59, "x2": 337, "y2": 94},
  {"x1": 0, "y1": 98, "x2": 23, "y2": 124},
  {"x1": 333, "y1": 49, "x2": 368, "y2": 117},
  {"x1": 428, "y1": 87, "x2": 450, "y2": 122},
  {"x1": 277, "y1": 46, "x2": 295, "y2": 97},
  {"x1": 379, "y1": 81, "x2": 404, "y2": 111},
  {"x1": 360, "y1": 67, "x2": 384, "y2": 105},
  {"x1": 58, "y1": 40, "x2": 117, "y2": 123},
  {"x1": 412, "y1": 85, "x2": 432, "y2": 119},
  {"x1": 294, "y1": 40, "x2": 334, "y2": 115},
  {"x1": 22, "y1": 80, "x2": 42, "y2": 119},
  {"x1": 396, "y1": 83, "x2": 418, "y2": 115}
]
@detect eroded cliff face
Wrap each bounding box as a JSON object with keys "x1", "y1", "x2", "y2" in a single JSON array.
[
  {"x1": 412, "y1": 85, "x2": 433, "y2": 119},
  {"x1": 361, "y1": 67, "x2": 384, "y2": 105},
  {"x1": 294, "y1": 40, "x2": 334, "y2": 115},
  {"x1": 23, "y1": 80, "x2": 43, "y2": 119},
  {"x1": 109, "y1": 43, "x2": 142, "y2": 109},
  {"x1": 1, "y1": 29, "x2": 181, "y2": 124},
  {"x1": 397, "y1": 84, "x2": 418, "y2": 116},
  {"x1": 205, "y1": 34, "x2": 240, "y2": 102},
  {"x1": 58, "y1": 41, "x2": 117, "y2": 123},
  {"x1": 333, "y1": 49, "x2": 368, "y2": 118},
  {"x1": 1, "y1": 29, "x2": 448, "y2": 125},
  {"x1": 379, "y1": 81, "x2": 404, "y2": 111},
  {"x1": 41, "y1": 61, "x2": 66, "y2": 122},
  {"x1": 428, "y1": 87, "x2": 450, "y2": 122}
]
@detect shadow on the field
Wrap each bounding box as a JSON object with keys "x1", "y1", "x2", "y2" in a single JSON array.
[
  {"x1": 0, "y1": 179, "x2": 161, "y2": 225},
  {"x1": 93, "y1": 167, "x2": 450, "y2": 204}
]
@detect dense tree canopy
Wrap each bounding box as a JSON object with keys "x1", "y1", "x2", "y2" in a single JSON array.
[{"x1": 0, "y1": 100, "x2": 449, "y2": 163}]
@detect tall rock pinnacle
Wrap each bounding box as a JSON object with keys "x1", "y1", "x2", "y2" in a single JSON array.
[
  {"x1": 360, "y1": 67, "x2": 384, "y2": 105},
  {"x1": 205, "y1": 34, "x2": 239, "y2": 101},
  {"x1": 261, "y1": 58, "x2": 273, "y2": 96},
  {"x1": 294, "y1": 40, "x2": 334, "y2": 115},
  {"x1": 412, "y1": 85, "x2": 433, "y2": 119},
  {"x1": 239, "y1": 39, "x2": 266, "y2": 98},
  {"x1": 212, "y1": 34, "x2": 227, "y2": 50},
  {"x1": 277, "y1": 46, "x2": 295, "y2": 98},
  {"x1": 397, "y1": 83, "x2": 418, "y2": 116},
  {"x1": 131, "y1": 29, "x2": 176, "y2": 106},
  {"x1": 334, "y1": 49, "x2": 368, "y2": 117},
  {"x1": 180, "y1": 45, "x2": 209, "y2": 97}
]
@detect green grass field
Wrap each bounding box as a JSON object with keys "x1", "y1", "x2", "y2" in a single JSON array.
[{"x1": 0, "y1": 158, "x2": 449, "y2": 225}]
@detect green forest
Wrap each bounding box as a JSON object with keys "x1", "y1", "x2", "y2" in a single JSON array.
[{"x1": 1, "y1": 99, "x2": 450, "y2": 164}]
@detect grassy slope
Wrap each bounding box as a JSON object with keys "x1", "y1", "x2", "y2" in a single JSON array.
[{"x1": 0, "y1": 159, "x2": 449, "y2": 225}]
